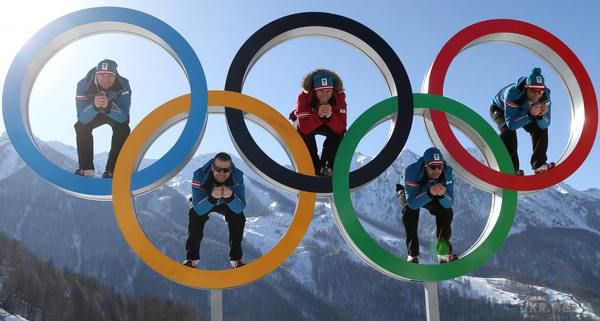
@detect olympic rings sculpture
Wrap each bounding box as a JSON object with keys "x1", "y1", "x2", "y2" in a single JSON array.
[{"x1": 2, "y1": 7, "x2": 596, "y2": 288}]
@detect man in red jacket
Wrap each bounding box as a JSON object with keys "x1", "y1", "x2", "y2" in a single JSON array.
[{"x1": 290, "y1": 69, "x2": 347, "y2": 176}]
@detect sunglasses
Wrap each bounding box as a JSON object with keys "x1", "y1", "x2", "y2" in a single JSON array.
[
  {"x1": 528, "y1": 89, "x2": 544, "y2": 94},
  {"x1": 426, "y1": 165, "x2": 443, "y2": 171},
  {"x1": 212, "y1": 165, "x2": 232, "y2": 173}
]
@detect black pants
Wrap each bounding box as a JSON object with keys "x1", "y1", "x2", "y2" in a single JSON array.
[
  {"x1": 299, "y1": 125, "x2": 344, "y2": 174},
  {"x1": 185, "y1": 206, "x2": 246, "y2": 261},
  {"x1": 490, "y1": 105, "x2": 548, "y2": 170},
  {"x1": 402, "y1": 201, "x2": 453, "y2": 257},
  {"x1": 74, "y1": 113, "x2": 130, "y2": 171}
]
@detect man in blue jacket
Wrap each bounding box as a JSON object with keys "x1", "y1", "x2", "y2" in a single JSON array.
[
  {"x1": 490, "y1": 67, "x2": 554, "y2": 175},
  {"x1": 183, "y1": 153, "x2": 247, "y2": 269},
  {"x1": 74, "y1": 59, "x2": 131, "y2": 178},
  {"x1": 402, "y1": 147, "x2": 457, "y2": 264}
]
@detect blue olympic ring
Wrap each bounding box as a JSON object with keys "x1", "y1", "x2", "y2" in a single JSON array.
[{"x1": 2, "y1": 7, "x2": 208, "y2": 200}]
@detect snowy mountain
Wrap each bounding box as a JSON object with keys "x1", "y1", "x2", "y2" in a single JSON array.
[
  {"x1": 447, "y1": 276, "x2": 600, "y2": 320},
  {"x1": 0, "y1": 136, "x2": 599, "y2": 320},
  {"x1": 0, "y1": 133, "x2": 24, "y2": 181},
  {"x1": 585, "y1": 187, "x2": 600, "y2": 200},
  {"x1": 0, "y1": 308, "x2": 28, "y2": 321}
]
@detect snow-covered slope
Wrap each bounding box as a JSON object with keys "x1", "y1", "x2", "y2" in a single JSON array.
[
  {"x1": 0, "y1": 308, "x2": 28, "y2": 321},
  {"x1": 447, "y1": 277, "x2": 600, "y2": 320}
]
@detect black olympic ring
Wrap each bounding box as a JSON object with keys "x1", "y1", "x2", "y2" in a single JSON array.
[{"x1": 225, "y1": 12, "x2": 414, "y2": 194}]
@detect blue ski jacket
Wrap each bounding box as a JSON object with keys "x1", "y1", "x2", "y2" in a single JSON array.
[
  {"x1": 492, "y1": 76, "x2": 551, "y2": 130},
  {"x1": 75, "y1": 67, "x2": 132, "y2": 124},
  {"x1": 403, "y1": 149, "x2": 454, "y2": 210},
  {"x1": 191, "y1": 159, "x2": 246, "y2": 215}
]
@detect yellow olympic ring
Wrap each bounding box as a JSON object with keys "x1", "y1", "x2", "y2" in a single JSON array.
[{"x1": 112, "y1": 91, "x2": 316, "y2": 289}]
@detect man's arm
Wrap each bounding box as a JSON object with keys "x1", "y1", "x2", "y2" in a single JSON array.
[
  {"x1": 104, "y1": 79, "x2": 132, "y2": 121},
  {"x1": 109, "y1": 87, "x2": 132, "y2": 115},
  {"x1": 437, "y1": 170, "x2": 454, "y2": 208},
  {"x1": 503, "y1": 87, "x2": 532, "y2": 130},
  {"x1": 224, "y1": 177, "x2": 246, "y2": 214},
  {"x1": 75, "y1": 95, "x2": 98, "y2": 122},
  {"x1": 75, "y1": 79, "x2": 99, "y2": 124},
  {"x1": 325, "y1": 92, "x2": 347, "y2": 135},
  {"x1": 191, "y1": 172, "x2": 215, "y2": 215},
  {"x1": 535, "y1": 89, "x2": 551, "y2": 129},
  {"x1": 536, "y1": 102, "x2": 551, "y2": 129},
  {"x1": 504, "y1": 101, "x2": 533, "y2": 130},
  {"x1": 296, "y1": 92, "x2": 323, "y2": 135},
  {"x1": 75, "y1": 69, "x2": 103, "y2": 123},
  {"x1": 404, "y1": 165, "x2": 432, "y2": 210}
]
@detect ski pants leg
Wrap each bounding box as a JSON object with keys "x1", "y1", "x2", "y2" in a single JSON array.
[
  {"x1": 490, "y1": 105, "x2": 519, "y2": 171},
  {"x1": 74, "y1": 114, "x2": 108, "y2": 170},
  {"x1": 105, "y1": 118, "x2": 131, "y2": 172},
  {"x1": 185, "y1": 208, "x2": 209, "y2": 261},
  {"x1": 402, "y1": 206, "x2": 420, "y2": 257},
  {"x1": 299, "y1": 130, "x2": 321, "y2": 174},
  {"x1": 523, "y1": 122, "x2": 548, "y2": 170},
  {"x1": 213, "y1": 206, "x2": 246, "y2": 261},
  {"x1": 74, "y1": 113, "x2": 130, "y2": 172},
  {"x1": 316, "y1": 126, "x2": 344, "y2": 170},
  {"x1": 424, "y1": 201, "x2": 454, "y2": 255}
]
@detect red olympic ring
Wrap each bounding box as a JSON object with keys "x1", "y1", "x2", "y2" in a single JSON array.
[{"x1": 424, "y1": 19, "x2": 598, "y2": 191}]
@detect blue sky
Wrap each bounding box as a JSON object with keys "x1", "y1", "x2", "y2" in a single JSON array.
[{"x1": 1, "y1": 0, "x2": 598, "y2": 190}]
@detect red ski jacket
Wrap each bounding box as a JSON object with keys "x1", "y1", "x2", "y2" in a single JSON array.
[{"x1": 290, "y1": 91, "x2": 347, "y2": 135}]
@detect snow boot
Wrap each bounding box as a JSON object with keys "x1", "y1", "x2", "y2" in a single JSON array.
[
  {"x1": 182, "y1": 259, "x2": 199, "y2": 268},
  {"x1": 534, "y1": 162, "x2": 556, "y2": 175},
  {"x1": 74, "y1": 169, "x2": 95, "y2": 177},
  {"x1": 438, "y1": 254, "x2": 459, "y2": 264},
  {"x1": 407, "y1": 255, "x2": 419, "y2": 264},
  {"x1": 230, "y1": 260, "x2": 245, "y2": 269}
]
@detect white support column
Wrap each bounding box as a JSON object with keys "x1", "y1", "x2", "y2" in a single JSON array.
[
  {"x1": 424, "y1": 282, "x2": 441, "y2": 321},
  {"x1": 211, "y1": 289, "x2": 223, "y2": 321}
]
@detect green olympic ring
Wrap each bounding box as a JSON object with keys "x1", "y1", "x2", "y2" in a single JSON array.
[{"x1": 332, "y1": 93, "x2": 517, "y2": 282}]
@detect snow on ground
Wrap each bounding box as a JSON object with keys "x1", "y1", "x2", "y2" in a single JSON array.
[
  {"x1": 71, "y1": 233, "x2": 82, "y2": 272},
  {"x1": 0, "y1": 308, "x2": 29, "y2": 321},
  {"x1": 519, "y1": 186, "x2": 600, "y2": 236},
  {"x1": 0, "y1": 141, "x2": 24, "y2": 181},
  {"x1": 282, "y1": 250, "x2": 315, "y2": 291},
  {"x1": 446, "y1": 276, "x2": 600, "y2": 320},
  {"x1": 554, "y1": 185, "x2": 569, "y2": 195}
]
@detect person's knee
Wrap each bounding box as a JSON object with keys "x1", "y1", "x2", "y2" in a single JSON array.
[
  {"x1": 430, "y1": 205, "x2": 452, "y2": 217},
  {"x1": 499, "y1": 126, "x2": 515, "y2": 138},
  {"x1": 189, "y1": 209, "x2": 209, "y2": 224},
  {"x1": 332, "y1": 133, "x2": 344, "y2": 144},
  {"x1": 402, "y1": 208, "x2": 419, "y2": 221},
  {"x1": 113, "y1": 124, "x2": 131, "y2": 136},
  {"x1": 403, "y1": 206, "x2": 419, "y2": 214},
  {"x1": 299, "y1": 130, "x2": 314, "y2": 139},
  {"x1": 525, "y1": 123, "x2": 545, "y2": 135},
  {"x1": 187, "y1": 231, "x2": 202, "y2": 240},
  {"x1": 229, "y1": 213, "x2": 246, "y2": 224},
  {"x1": 74, "y1": 122, "x2": 91, "y2": 133},
  {"x1": 534, "y1": 127, "x2": 548, "y2": 137},
  {"x1": 441, "y1": 208, "x2": 454, "y2": 221}
]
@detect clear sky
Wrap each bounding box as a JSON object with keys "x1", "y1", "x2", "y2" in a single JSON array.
[{"x1": 1, "y1": 0, "x2": 598, "y2": 190}]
